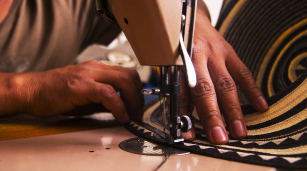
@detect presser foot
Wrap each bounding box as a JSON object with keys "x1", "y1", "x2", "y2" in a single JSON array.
[{"x1": 142, "y1": 84, "x2": 192, "y2": 144}]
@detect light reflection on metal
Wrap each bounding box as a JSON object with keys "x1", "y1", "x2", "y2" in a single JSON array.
[{"x1": 119, "y1": 137, "x2": 190, "y2": 156}]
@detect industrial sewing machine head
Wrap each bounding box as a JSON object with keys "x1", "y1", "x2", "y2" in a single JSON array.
[{"x1": 96, "y1": 0, "x2": 197, "y2": 144}]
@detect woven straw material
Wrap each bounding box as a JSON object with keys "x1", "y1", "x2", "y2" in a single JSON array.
[
  {"x1": 125, "y1": 0, "x2": 307, "y2": 169},
  {"x1": 126, "y1": 73, "x2": 307, "y2": 168}
]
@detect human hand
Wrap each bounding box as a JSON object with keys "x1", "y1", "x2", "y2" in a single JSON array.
[
  {"x1": 19, "y1": 60, "x2": 144, "y2": 122},
  {"x1": 180, "y1": 8, "x2": 268, "y2": 144}
]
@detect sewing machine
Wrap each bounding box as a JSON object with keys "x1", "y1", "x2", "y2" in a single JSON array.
[{"x1": 96, "y1": 0, "x2": 197, "y2": 144}]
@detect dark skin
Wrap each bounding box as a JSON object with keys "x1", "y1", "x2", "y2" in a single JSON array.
[
  {"x1": 180, "y1": 1, "x2": 268, "y2": 144},
  {"x1": 0, "y1": 61, "x2": 144, "y2": 123},
  {"x1": 0, "y1": 0, "x2": 268, "y2": 145},
  {"x1": 0, "y1": 1, "x2": 143, "y2": 122}
]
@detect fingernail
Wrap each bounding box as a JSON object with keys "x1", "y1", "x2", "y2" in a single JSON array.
[
  {"x1": 123, "y1": 112, "x2": 130, "y2": 123},
  {"x1": 258, "y1": 96, "x2": 268, "y2": 110},
  {"x1": 211, "y1": 126, "x2": 227, "y2": 144},
  {"x1": 182, "y1": 131, "x2": 193, "y2": 140},
  {"x1": 232, "y1": 120, "x2": 246, "y2": 138}
]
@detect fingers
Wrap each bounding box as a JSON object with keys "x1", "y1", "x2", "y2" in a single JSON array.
[
  {"x1": 85, "y1": 83, "x2": 130, "y2": 123},
  {"x1": 91, "y1": 70, "x2": 143, "y2": 121},
  {"x1": 82, "y1": 61, "x2": 144, "y2": 112},
  {"x1": 190, "y1": 42, "x2": 266, "y2": 142},
  {"x1": 74, "y1": 61, "x2": 144, "y2": 122},
  {"x1": 179, "y1": 67, "x2": 196, "y2": 141},
  {"x1": 226, "y1": 56, "x2": 268, "y2": 112},
  {"x1": 178, "y1": 9, "x2": 269, "y2": 144},
  {"x1": 181, "y1": 127, "x2": 196, "y2": 140},
  {"x1": 191, "y1": 53, "x2": 229, "y2": 144},
  {"x1": 98, "y1": 63, "x2": 145, "y2": 110},
  {"x1": 208, "y1": 62, "x2": 247, "y2": 140}
]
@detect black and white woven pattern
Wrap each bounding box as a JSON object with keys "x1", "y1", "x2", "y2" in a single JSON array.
[
  {"x1": 126, "y1": 72, "x2": 307, "y2": 169},
  {"x1": 126, "y1": 0, "x2": 307, "y2": 169},
  {"x1": 217, "y1": 0, "x2": 307, "y2": 104}
]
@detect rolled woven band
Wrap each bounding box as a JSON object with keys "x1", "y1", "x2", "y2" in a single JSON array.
[
  {"x1": 217, "y1": 0, "x2": 307, "y2": 104},
  {"x1": 125, "y1": 0, "x2": 307, "y2": 169},
  {"x1": 126, "y1": 71, "x2": 307, "y2": 169}
]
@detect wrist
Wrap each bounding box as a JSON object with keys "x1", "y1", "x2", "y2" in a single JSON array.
[{"x1": 3, "y1": 73, "x2": 40, "y2": 115}]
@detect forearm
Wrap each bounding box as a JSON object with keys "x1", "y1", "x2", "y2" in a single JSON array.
[
  {"x1": 0, "y1": 73, "x2": 33, "y2": 116},
  {"x1": 0, "y1": 61, "x2": 144, "y2": 121}
]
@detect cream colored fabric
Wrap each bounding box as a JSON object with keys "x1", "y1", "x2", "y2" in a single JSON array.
[{"x1": 0, "y1": 0, "x2": 121, "y2": 72}]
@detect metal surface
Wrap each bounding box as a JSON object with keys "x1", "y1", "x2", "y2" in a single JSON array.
[
  {"x1": 142, "y1": 65, "x2": 192, "y2": 143},
  {"x1": 161, "y1": 66, "x2": 170, "y2": 132},
  {"x1": 141, "y1": 88, "x2": 161, "y2": 96},
  {"x1": 183, "y1": 0, "x2": 197, "y2": 56},
  {"x1": 169, "y1": 66, "x2": 181, "y2": 139},
  {"x1": 113, "y1": 0, "x2": 196, "y2": 143},
  {"x1": 179, "y1": 115, "x2": 192, "y2": 132},
  {"x1": 119, "y1": 137, "x2": 190, "y2": 156}
]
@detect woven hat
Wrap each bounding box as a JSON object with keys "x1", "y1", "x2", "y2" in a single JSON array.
[{"x1": 125, "y1": 0, "x2": 307, "y2": 169}]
